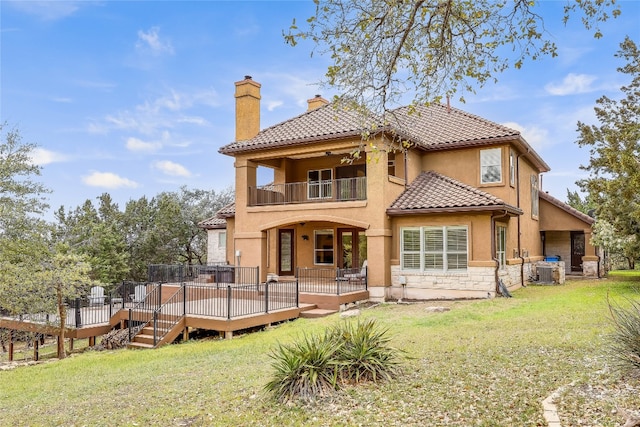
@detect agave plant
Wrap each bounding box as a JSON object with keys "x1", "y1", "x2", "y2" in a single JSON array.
[
  {"x1": 265, "y1": 330, "x2": 342, "y2": 402},
  {"x1": 608, "y1": 295, "x2": 640, "y2": 378},
  {"x1": 331, "y1": 318, "x2": 402, "y2": 384}
]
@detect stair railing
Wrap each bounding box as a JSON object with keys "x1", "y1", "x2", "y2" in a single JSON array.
[
  {"x1": 127, "y1": 283, "x2": 161, "y2": 342},
  {"x1": 148, "y1": 283, "x2": 187, "y2": 346}
]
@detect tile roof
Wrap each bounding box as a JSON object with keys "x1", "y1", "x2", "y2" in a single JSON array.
[
  {"x1": 219, "y1": 102, "x2": 549, "y2": 172},
  {"x1": 386, "y1": 171, "x2": 521, "y2": 215},
  {"x1": 198, "y1": 216, "x2": 226, "y2": 229},
  {"x1": 219, "y1": 103, "x2": 374, "y2": 154},
  {"x1": 388, "y1": 104, "x2": 519, "y2": 149},
  {"x1": 539, "y1": 191, "x2": 595, "y2": 225},
  {"x1": 215, "y1": 202, "x2": 236, "y2": 218}
]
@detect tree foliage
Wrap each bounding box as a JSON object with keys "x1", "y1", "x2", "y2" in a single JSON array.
[
  {"x1": 576, "y1": 37, "x2": 640, "y2": 269},
  {"x1": 55, "y1": 186, "x2": 234, "y2": 281},
  {"x1": 286, "y1": 0, "x2": 620, "y2": 114}
]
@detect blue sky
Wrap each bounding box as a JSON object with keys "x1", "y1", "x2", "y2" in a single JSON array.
[{"x1": 2, "y1": 1, "x2": 639, "y2": 219}]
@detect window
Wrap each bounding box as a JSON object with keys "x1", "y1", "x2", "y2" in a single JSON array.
[
  {"x1": 496, "y1": 226, "x2": 506, "y2": 270},
  {"x1": 308, "y1": 169, "x2": 332, "y2": 199},
  {"x1": 509, "y1": 149, "x2": 516, "y2": 186},
  {"x1": 314, "y1": 229, "x2": 334, "y2": 265},
  {"x1": 388, "y1": 152, "x2": 396, "y2": 177},
  {"x1": 218, "y1": 231, "x2": 226, "y2": 248},
  {"x1": 531, "y1": 174, "x2": 539, "y2": 218},
  {"x1": 480, "y1": 147, "x2": 502, "y2": 184},
  {"x1": 401, "y1": 226, "x2": 468, "y2": 272}
]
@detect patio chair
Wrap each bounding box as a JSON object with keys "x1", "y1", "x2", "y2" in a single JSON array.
[
  {"x1": 343, "y1": 260, "x2": 367, "y2": 284},
  {"x1": 131, "y1": 285, "x2": 147, "y2": 304},
  {"x1": 88, "y1": 286, "x2": 105, "y2": 306}
]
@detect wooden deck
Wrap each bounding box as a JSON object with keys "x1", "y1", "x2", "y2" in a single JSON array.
[{"x1": 0, "y1": 287, "x2": 369, "y2": 349}]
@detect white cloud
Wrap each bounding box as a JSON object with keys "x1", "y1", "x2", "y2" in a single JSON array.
[
  {"x1": 136, "y1": 27, "x2": 174, "y2": 55},
  {"x1": 82, "y1": 172, "x2": 138, "y2": 189},
  {"x1": 153, "y1": 160, "x2": 191, "y2": 177},
  {"x1": 266, "y1": 100, "x2": 284, "y2": 112},
  {"x1": 544, "y1": 73, "x2": 597, "y2": 96},
  {"x1": 6, "y1": 0, "x2": 83, "y2": 20},
  {"x1": 94, "y1": 87, "x2": 216, "y2": 136},
  {"x1": 126, "y1": 137, "x2": 162, "y2": 153},
  {"x1": 30, "y1": 148, "x2": 67, "y2": 165},
  {"x1": 502, "y1": 121, "x2": 549, "y2": 151}
]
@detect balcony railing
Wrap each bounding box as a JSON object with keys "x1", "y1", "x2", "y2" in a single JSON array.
[{"x1": 248, "y1": 176, "x2": 367, "y2": 206}]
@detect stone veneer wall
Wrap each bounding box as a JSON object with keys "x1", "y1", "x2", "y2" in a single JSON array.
[
  {"x1": 582, "y1": 260, "x2": 599, "y2": 277},
  {"x1": 389, "y1": 265, "x2": 497, "y2": 300}
]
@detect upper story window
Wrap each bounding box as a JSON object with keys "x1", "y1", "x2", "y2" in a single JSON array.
[
  {"x1": 218, "y1": 231, "x2": 226, "y2": 249},
  {"x1": 480, "y1": 147, "x2": 502, "y2": 184},
  {"x1": 401, "y1": 226, "x2": 468, "y2": 272},
  {"x1": 308, "y1": 169, "x2": 332, "y2": 199},
  {"x1": 388, "y1": 152, "x2": 396, "y2": 177},
  {"x1": 531, "y1": 174, "x2": 539, "y2": 218},
  {"x1": 509, "y1": 149, "x2": 516, "y2": 187}
]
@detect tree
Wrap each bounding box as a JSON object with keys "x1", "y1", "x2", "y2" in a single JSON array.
[
  {"x1": 0, "y1": 123, "x2": 49, "y2": 235},
  {"x1": 566, "y1": 189, "x2": 596, "y2": 215},
  {"x1": 286, "y1": 0, "x2": 620, "y2": 115},
  {"x1": 576, "y1": 37, "x2": 640, "y2": 269}
]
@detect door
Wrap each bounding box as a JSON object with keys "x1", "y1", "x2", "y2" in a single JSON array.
[
  {"x1": 338, "y1": 229, "x2": 367, "y2": 269},
  {"x1": 570, "y1": 231, "x2": 585, "y2": 272},
  {"x1": 278, "y1": 229, "x2": 294, "y2": 276}
]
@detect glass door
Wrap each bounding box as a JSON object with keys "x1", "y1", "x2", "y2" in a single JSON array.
[
  {"x1": 278, "y1": 229, "x2": 294, "y2": 275},
  {"x1": 338, "y1": 229, "x2": 367, "y2": 269}
]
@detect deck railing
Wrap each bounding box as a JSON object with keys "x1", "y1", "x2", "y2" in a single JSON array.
[
  {"x1": 248, "y1": 176, "x2": 367, "y2": 206},
  {"x1": 147, "y1": 263, "x2": 256, "y2": 287},
  {"x1": 128, "y1": 283, "x2": 162, "y2": 341},
  {"x1": 139, "y1": 274, "x2": 299, "y2": 346},
  {"x1": 297, "y1": 266, "x2": 367, "y2": 294}
]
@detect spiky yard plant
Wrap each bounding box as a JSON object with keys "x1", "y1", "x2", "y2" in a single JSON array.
[
  {"x1": 265, "y1": 330, "x2": 341, "y2": 402},
  {"x1": 608, "y1": 295, "x2": 640, "y2": 378},
  {"x1": 331, "y1": 318, "x2": 403, "y2": 384}
]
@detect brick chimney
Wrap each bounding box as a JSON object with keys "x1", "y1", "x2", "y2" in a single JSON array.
[
  {"x1": 307, "y1": 94, "x2": 329, "y2": 111},
  {"x1": 235, "y1": 76, "x2": 261, "y2": 141}
]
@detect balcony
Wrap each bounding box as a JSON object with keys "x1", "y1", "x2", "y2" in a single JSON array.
[{"x1": 248, "y1": 176, "x2": 367, "y2": 206}]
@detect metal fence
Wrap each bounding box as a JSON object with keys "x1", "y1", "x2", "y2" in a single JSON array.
[
  {"x1": 297, "y1": 267, "x2": 368, "y2": 294},
  {"x1": 147, "y1": 263, "x2": 257, "y2": 287},
  {"x1": 135, "y1": 275, "x2": 298, "y2": 346},
  {"x1": 248, "y1": 176, "x2": 367, "y2": 206}
]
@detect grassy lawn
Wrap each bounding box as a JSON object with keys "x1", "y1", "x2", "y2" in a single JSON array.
[{"x1": 1, "y1": 276, "x2": 639, "y2": 426}]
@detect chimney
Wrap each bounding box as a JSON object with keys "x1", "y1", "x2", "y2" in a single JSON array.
[
  {"x1": 235, "y1": 76, "x2": 261, "y2": 141},
  {"x1": 307, "y1": 94, "x2": 329, "y2": 111}
]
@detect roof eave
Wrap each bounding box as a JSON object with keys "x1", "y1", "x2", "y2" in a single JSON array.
[
  {"x1": 218, "y1": 130, "x2": 366, "y2": 156},
  {"x1": 386, "y1": 205, "x2": 522, "y2": 216}
]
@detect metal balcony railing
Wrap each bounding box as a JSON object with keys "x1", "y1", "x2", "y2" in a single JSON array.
[{"x1": 248, "y1": 176, "x2": 367, "y2": 206}]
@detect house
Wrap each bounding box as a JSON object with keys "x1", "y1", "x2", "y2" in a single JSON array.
[
  {"x1": 199, "y1": 215, "x2": 228, "y2": 264},
  {"x1": 207, "y1": 76, "x2": 599, "y2": 301}
]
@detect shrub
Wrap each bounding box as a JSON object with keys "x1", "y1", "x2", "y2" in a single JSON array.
[
  {"x1": 264, "y1": 330, "x2": 341, "y2": 402},
  {"x1": 608, "y1": 295, "x2": 640, "y2": 378},
  {"x1": 265, "y1": 318, "x2": 403, "y2": 402},
  {"x1": 330, "y1": 318, "x2": 402, "y2": 384}
]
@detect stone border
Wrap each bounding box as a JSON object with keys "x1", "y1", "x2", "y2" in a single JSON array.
[{"x1": 542, "y1": 388, "x2": 563, "y2": 427}]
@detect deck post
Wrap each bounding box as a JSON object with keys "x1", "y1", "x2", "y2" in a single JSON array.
[
  {"x1": 226, "y1": 285, "x2": 232, "y2": 320},
  {"x1": 128, "y1": 308, "x2": 132, "y2": 341},
  {"x1": 69, "y1": 338, "x2": 74, "y2": 351},
  {"x1": 182, "y1": 327, "x2": 189, "y2": 342},
  {"x1": 182, "y1": 284, "x2": 187, "y2": 316},
  {"x1": 295, "y1": 278, "x2": 299, "y2": 308},
  {"x1": 33, "y1": 337, "x2": 39, "y2": 361},
  {"x1": 75, "y1": 298, "x2": 82, "y2": 327},
  {"x1": 8, "y1": 330, "x2": 14, "y2": 362},
  {"x1": 153, "y1": 310, "x2": 158, "y2": 347},
  {"x1": 265, "y1": 280, "x2": 269, "y2": 314},
  {"x1": 337, "y1": 268, "x2": 341, "y2": 295}
]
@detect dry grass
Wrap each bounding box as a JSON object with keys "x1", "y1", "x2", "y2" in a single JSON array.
[{"x1": 1, "y1": 276, "x2": 639, "y2": 426}]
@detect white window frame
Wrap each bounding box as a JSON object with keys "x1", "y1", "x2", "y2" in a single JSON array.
[
  {"x1": 308, "y1": 169, "x2": 333, "y2": 199},
  {"x1": 314, "y1": 229, "x2": 334, "y2": 265},
  {"x1": 531, "y1": 174, "x2": 539, "y2": 218},
  {"x1": 496, "y1": 226, "x2": 506, "y2": 270},
  {"x1": 480, "y1": 147, "x2": 502, "y2": 184},
  {"x1": 509, "y1": 149, "x2": 516, "y2": 187},
  {"x1": 400, "y1": 226, "x2": 468, "y2": 272}
]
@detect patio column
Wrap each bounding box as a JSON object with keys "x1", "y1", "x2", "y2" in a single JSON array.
[{"x1": 364, "y1": 229, "x2": 393, "y2": 301}]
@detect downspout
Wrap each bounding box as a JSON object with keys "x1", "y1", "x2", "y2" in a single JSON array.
[
  {"x1": 492, "y1": 209, "x2": 510, "y2": 296},
  {"x1": 516, "y1": 152, "x2": 527, "y2": 287}
]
